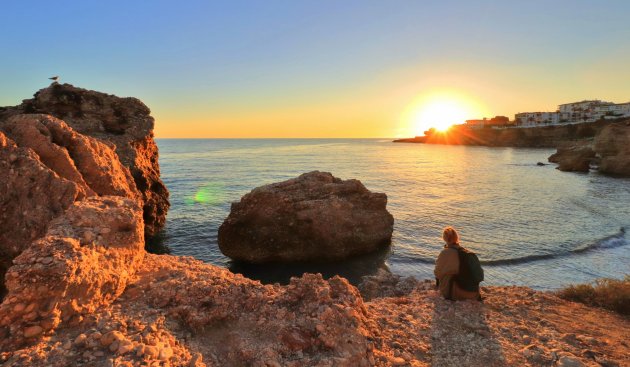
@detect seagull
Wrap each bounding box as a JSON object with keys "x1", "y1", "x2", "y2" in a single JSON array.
[{"x1": 49, "y1": 76, "x2": 59, "y2": 83}]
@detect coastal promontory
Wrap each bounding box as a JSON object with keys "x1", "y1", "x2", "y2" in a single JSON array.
[{"x1": 0, "y1": 83, "x2": 169, "y2": 237}]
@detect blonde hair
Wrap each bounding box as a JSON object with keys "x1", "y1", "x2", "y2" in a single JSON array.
[{"x1": 442, "y1": 226, "x2": 459, "y2": 245}]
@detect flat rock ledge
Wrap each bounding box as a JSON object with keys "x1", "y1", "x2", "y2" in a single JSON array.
[{"x1": 218, "y1": 171, "x2": 395, "y2": 263}]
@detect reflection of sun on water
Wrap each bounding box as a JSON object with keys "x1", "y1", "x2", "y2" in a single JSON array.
[{"x1": 404, "y1": 92, "x2": 485, "y2": 136}]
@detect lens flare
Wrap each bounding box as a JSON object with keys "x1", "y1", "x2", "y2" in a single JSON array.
[
  {"x1": 185, "y1": 183, "x2": 226, "y2": 206},
  {"x1": 402, "y1": 91, "x2": 486, "y2": 136}
]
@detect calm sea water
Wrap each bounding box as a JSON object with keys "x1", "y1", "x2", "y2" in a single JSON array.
[{"x1": 155, "y1": 139, "x2": 630, "y2": 290}]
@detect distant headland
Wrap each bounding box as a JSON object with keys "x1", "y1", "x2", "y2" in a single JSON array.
[{"x1": 393, "y1": 99, "x2": 630, "y2": 177}]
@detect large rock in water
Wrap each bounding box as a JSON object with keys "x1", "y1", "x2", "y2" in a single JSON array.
[
  {"x1": 593, "y1": 123, "x2": 630, "y2": 177},
  {"x1": 218, "y1": 171, "x2": 394, "y2": 262},
  {"x1": 0, "y1": 83, "x2": 169, "y2": 236}
]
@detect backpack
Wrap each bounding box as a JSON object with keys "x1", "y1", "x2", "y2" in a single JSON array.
[{"x1": 454, "y1": 247, "x2": 484, "y2": 292}]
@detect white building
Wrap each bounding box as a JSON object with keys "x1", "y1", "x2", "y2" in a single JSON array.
[
  {"x1": 515, "y1": 100, "x2": 630, "y2": 126},
  {"x1": 514, "y1": 112, "x2": 561, "y2": 127}
]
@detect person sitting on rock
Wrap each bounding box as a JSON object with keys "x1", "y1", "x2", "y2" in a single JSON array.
[{"x1": 434, "y1": 226, "x2": 484, "y2": 301}]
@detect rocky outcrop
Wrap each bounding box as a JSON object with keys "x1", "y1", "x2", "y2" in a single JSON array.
[
  {"x1": 1, "y1": 114, "x2": 139, "y2": 199},
  {"x1": 358, "y1": 268, "x2": 429, "y2": 301},
  {"x1": 546, "y1": 120, "x2": 630, "y2": 177},
  {"x1": 0, "y1": 113, "x2": 142, "y2": 299},
  {"x1": 593, "y1": 123, "x2": 630, "y2": 176},
  {"x1": 3, "y1": 261, "x2": 629, "y2": 366},
  {"x1": 547, "y1": 141, "x2": 596, "y2": 172},
  {"x1": 2, "y1": 84, "x2": 628, "y2": 366},
  {"x1": 0, "y1": 131, "x2": 83, "y2": 298},
  {"x1": 0, "y1": 196, "x2": 144, "y2": 350},
  {"x1": 218, "y1": 171, "x2": 394, "y2": 263},
  {"x1": 394, "y1": 120, "x2": 608, "y2": 148},
  {"x1": 1, "y1": 83, "x2": 169, "y2": 236}
]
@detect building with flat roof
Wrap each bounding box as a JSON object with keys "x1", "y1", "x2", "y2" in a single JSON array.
[{"x1": 514, "y1": 100, "x2": 630, "y2": 127}]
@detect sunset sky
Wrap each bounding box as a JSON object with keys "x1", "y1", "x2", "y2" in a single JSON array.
[{"x1": 2, "y1": 1, "x2": 629, "y2": 138}]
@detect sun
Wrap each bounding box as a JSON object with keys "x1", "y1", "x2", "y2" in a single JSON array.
[{"x1": 404, "y1": 92, "x2": 484, "y2": 136}]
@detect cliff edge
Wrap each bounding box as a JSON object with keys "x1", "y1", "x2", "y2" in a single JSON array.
[
  {"x1": 0, "y1": 83, "x2": 169, "y2": 237},
  {"x1": 1, "y1": 85, "x2": 628, "y2": 366}
]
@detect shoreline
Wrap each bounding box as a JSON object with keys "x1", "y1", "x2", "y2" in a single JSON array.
[{"x1": 1, "y1": 84, "x2": 628, "y2": 366}]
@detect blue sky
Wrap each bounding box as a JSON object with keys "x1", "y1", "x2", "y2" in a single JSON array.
[{"x1": 2, "y1": 1, "x2": 629, "y2": 137}]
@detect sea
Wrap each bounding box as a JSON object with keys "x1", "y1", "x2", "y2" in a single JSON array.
[{"x1": 153, "y1": 139, "x2": 630, "y2": 290}]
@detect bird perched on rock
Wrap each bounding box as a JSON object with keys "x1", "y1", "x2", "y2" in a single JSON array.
[{"x1": 49, "y1": 76, "x2": 59, "y2": 83}]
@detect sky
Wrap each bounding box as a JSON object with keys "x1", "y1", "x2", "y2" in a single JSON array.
[{"x1": 1, "y1": 1, "x2": 629, "y2": 138}]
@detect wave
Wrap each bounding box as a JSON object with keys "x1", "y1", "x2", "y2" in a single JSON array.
[
  {"x1": 482, "y1": 228, "x2": 627, "y2": 266},
  {"x1": 394, "y1": 228, "x2": 628, "y2": 267}
]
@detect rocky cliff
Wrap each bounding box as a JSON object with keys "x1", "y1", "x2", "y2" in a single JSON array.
[
  {"x1": 547, "y1": 120, "x2": 630, "y2": 177},
  {"x1": 593, "y1": 122, "x2": 630, "y2": 176},
  {"x1": 1, "y1": 85, "x2": 628, "y2": 366},
  {"x1": 0, "y1": 83, "x2": 169, "y2": 237},
  {"x1": 394, "y1": 120, "x2": 613, "y2": 148}
]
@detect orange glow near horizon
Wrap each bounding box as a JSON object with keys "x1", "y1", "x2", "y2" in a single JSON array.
[{"x1": 405, "y1": 92, "x2": 486, "y2": 136}]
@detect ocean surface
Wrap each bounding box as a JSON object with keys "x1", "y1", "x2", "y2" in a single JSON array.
[{"x1": 154, "y1": 139, "x2": 630, "y2": 290}]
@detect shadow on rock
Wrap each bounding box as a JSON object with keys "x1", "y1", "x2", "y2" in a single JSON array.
[
  {"x1": 430, "y1": 297, "x2": 507, "y2": 367},
  {"x1": 228, "y1": 245, "x2": 391, "y2": 286},
  {"x1": 144, "y1": 230, "x2": 172, "y2": 255}
]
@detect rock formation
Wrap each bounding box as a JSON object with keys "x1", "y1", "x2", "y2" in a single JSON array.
[
  {"x1": 0, "y1": 83, "x2": 169, "y2": 237},
  {"x1": 394, "y1": 119, "x2": 606, "y2": 148},
  {"x1": 546, "y1": 120, "x2": 630, "y2": 177},
  {"x1": 0, "y1": 196, "x2": 145, "y2": 350},
  {"x1": 593, "y1": 123, "x2": 630, "y2": 176},
  {"x1": 0, "y1": 130, "x2": 83, "y2": 298},
  {"x1": 218, "y1": 171, "x2": 394, "y2": 263},
  {"x1": 1, "y1": 85, "x2": 628, "y2": 366},
  {"x1": 1, "y1": 114, "x2": 139, "y2": 199},
  {"x1": 547, "y1": 141, "x2": 596, "y2": 173}
]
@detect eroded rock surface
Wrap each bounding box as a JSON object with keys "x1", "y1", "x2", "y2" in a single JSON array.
[
  {"x1": 547, "y1": 141, "x2": 596, "y2": 173},
  {"x1": 2, "y1": 114, "x2": 139, "y2": 199},
  {"x1": 1, "y1": 83, "x2": 169, "y2": 236},
  {"x1": 218, "y1": 171, "x2": 394, "y2": 263},
  {"x1": 0, "y1": 131, "x2": 83, "y2": 298},
  {"x1": 0, "y1": 196, "x2": 144, "y2": 350},
  {"x1": 593, "y1": 122, "x2": 630, "y2": 176},
  {"x1": 546, "y1": 120, "x2": 630, "y2": 177}
]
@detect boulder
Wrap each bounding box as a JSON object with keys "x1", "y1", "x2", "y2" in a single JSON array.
[
  {"x1": 1, "y1": 83, "x2": 169, "y2": 236},
  {"x1": 218, "y1": 171, "x2": 394, "y2": 263},
  {"x1": 593, "y1": 123, "x2": 630, "y2": 177},
  {"x1": 548, "y1": 142, "x2": 595, "y2": 172}
]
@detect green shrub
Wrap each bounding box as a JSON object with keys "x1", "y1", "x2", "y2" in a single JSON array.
[{"x1": 558, "y1": 276, "x2": 630, "y2": 316}]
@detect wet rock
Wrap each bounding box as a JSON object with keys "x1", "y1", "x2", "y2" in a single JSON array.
[{"x1": 219, "y1": 171, "x2": 394, "y2": 262}]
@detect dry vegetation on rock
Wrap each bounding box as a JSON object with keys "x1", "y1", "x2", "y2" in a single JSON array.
[{"x1": 558, "y1": 276, "x2": 630, "y2": 316}]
